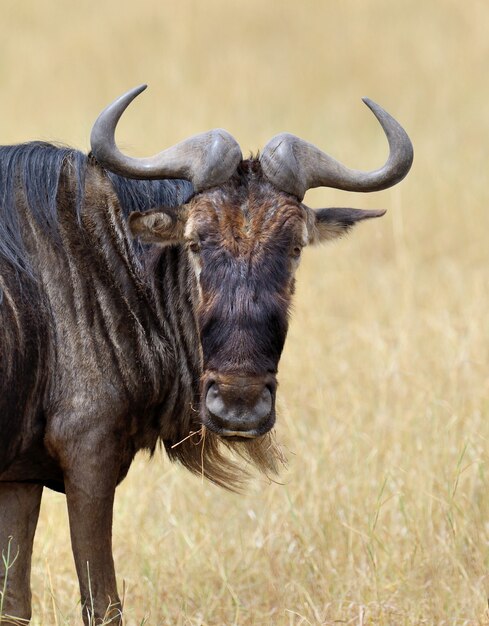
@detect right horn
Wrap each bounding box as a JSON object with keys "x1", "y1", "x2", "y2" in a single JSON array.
[
  {"x1": 260, "y1": 98, "x2": 413, "y2": 201},
  {"x1": 90, "y1": 85, "x2": 242, "y2": 192}
]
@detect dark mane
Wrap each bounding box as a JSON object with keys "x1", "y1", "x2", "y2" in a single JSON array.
[
  {"x1": 106, "y1": 167, "x2": 193, "y2": 216},
  {"x1": 0, "y1": 141, "x2": 194, "y2": 276},
  {"x1": 0, "y1": 142, "x2": 86, "y2": 276}
]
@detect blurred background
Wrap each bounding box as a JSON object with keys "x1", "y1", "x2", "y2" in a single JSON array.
[{"x1": 2, "y1": 0, "x2": 489, "y2": 624}]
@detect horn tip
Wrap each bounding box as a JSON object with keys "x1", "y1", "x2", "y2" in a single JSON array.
[
  {"x1": 134, "y1": 83, "x2": 148, "y2": 95},
  {"x1": 373, "y1": 208, "x2": 387, "y2": 217},
  {"x1": 362, "y1": 97, "x2": 380, "y2": 111}
]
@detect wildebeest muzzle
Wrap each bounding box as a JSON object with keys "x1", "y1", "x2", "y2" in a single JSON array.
[{"x1": 202, "y1": 374, "x2": 276, "y2": 438}]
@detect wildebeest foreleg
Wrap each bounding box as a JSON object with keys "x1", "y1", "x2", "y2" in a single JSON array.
[
  {"x1": 65, "y1": 468, "x2": 121, "y2": 626},
  {"x1": 0, "y1": 483, "x2": 43, "y2": 623}
]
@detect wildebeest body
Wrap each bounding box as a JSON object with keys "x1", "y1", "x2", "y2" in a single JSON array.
[{"x1": 0, "y1": 88, "x2": 413, "y2": 624}]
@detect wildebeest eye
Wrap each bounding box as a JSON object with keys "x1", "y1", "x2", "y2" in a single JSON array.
[
  {"x1": 189, "y1": 241, "x2": 201, "y2": 254},
  {"x1": 291, "y1": 245, "x2": 302, "y2": 259}
]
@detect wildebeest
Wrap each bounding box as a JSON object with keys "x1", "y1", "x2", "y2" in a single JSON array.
[{"x1": 0, "y1": 85, "x2": 413, "y2": 624}]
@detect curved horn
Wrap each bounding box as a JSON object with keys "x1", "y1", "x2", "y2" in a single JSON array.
[
  {"x1": 260, "y1": 98, "x2": 413, "y2": 200},
  {"x1": 90, "y1": 85, "x2": 242, "y2": 191}
]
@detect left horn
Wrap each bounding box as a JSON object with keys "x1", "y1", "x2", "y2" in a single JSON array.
[
  {"x1": 90, "y1": 85, "x2": 242, "y2": 191},
  {"x1": 260, "y1": 98, "x2": 413, "y2": 200}
]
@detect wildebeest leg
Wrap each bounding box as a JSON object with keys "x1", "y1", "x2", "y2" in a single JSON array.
[
  {"x1": 0, "y1": 483, "x2": 43, "y2": 623},
  {"x1": 65, "y1": 463, "x2": 121, "y2": 625}
]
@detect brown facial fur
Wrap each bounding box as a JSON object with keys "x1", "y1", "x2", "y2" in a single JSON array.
[
  {"x1": 184, "y1": 161, "x2": 307, "y2": 434},
  {"x1": 128, "y1": 160, "x2": 385, "y2": 442},
  {"x1": 126, "y1": 160, "x2": 385, "y2": 451}
]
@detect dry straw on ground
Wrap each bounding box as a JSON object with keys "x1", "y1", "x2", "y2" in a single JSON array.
[{"x1": 1, "y1": 0, "x2": 489, "y2": 624}]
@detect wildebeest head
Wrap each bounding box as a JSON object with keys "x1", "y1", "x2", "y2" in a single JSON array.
[{"x1": 91, "y1": 85, "x2": 413, "y2": 442}]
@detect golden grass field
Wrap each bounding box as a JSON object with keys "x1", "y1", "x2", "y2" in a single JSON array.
[{"x1": 2, "y1": 0, "x2": 489, "y2": 624}]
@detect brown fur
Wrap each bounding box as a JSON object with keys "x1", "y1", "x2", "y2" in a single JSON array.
[{"x1": 0, "y1": 149, "x2": 383, "y2": 624}]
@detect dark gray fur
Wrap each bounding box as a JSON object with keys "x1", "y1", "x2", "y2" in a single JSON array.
[{"x1": 0, "y1": 144, "x2": 202, "y2": 622}]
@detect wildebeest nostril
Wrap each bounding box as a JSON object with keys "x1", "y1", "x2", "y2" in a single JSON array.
[
  {"x1": 205, "y1": 382, "x2": 227, "y2": 420},
  {"x1": 255, "y1": 387, "x2": 272, "y2": 420}
]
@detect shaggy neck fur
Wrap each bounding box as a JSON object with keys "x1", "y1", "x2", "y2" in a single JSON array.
[{"x1": 0, "y1": 144, "x2": 282, "y2": 492}]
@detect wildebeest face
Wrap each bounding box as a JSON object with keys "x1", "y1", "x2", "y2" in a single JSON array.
[
  {"x1": 128, "y1": 161, "x2": 385, "y2": 439},
  {"x1": 185, "y1": 171, "x2": 308, "y2": 439},
  {"x1": 129, "y1": 163, "x2": 307, "y2": 438},
  {"x1": 95, "y1": 86, "x2": 412, "y2": 443}
]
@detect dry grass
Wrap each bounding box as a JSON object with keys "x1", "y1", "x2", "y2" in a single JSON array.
[{"x1": 2, "y1": 0, "x2": 489, "y2": 623}]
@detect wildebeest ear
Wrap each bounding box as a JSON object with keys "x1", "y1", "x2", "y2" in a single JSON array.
[
  {"x1": 128, "y1": 210, "x2": 185, "y2": 244},
  {"x1": 312, "y1": 208, "x2": 386, "y2": 243}
]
